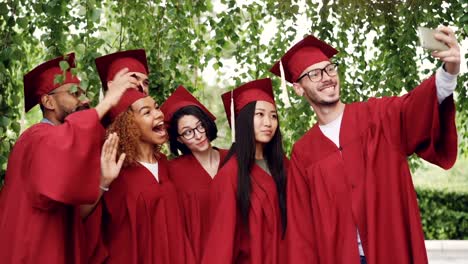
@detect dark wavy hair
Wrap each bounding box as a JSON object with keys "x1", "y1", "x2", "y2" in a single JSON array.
[
  {"x1": 168, "y1": 105, "x2": 218, "y2": 156},
  {"x1": 222, "y1": 101, "x2": 287, "y2": 236}
]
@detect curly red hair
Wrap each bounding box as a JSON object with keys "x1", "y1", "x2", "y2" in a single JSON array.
[{"x1": 106, "y1": 110, "x2": 161, "y2": 168}]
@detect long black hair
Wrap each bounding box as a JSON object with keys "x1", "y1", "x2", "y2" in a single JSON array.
[
  {"x1": 222, "y1": 101, "x2": 287, "y2": 236},
  {"x1": 168, "y1": 105, "x2": 218, "y2": 156}
]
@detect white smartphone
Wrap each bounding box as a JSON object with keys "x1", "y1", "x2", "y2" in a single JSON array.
[{"x1": 417, "y1": 27, "x2": 449, "y2": 51}]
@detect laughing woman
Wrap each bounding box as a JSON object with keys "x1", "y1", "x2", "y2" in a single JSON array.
[
  {"x1": 202, "y1": 78, "x2": 288, "y2": 264},
  {"x1": 85, "y1": 52, "x2": 195, "y2": 264},
  {"x1": 160, "y1": 86, "x2": 228, "y2": 263},
  {"x1": 101, "y1": 90, "x2": 194, "y2": 263}
]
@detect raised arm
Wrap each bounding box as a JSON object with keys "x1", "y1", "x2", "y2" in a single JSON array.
[{"x1": 80, "y1": 133, "x2": 125, "y2": 219}]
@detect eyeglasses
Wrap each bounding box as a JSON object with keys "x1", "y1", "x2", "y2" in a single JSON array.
[
  {"x1": 297, "y1": 63, "x2": 339, "y2": 82},
  {"x1": 48, "y1": 88, "x2": 85, "y2": 99},
  {"x1": 179, "y1": 123, "x2": 206, "y2": 140}
]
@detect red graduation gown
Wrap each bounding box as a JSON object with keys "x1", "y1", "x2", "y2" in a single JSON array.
[
  {"x1": 202, "y1": 157, "x2": 288, "y2": 264},
  {"x1": 286, "y1": 75, "x2": 457, "y2": 264},
  {"x1": 0, "y1": 109, "x2": 104, "y2": 264},
  {"x1": 168, "y1": 148, "x2": 228, "y2": 263},
  {"x1": 95, "y1": 155, "x2": 196, "y2": 264}
]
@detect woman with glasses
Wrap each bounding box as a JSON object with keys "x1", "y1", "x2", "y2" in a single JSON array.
[
  {"x1": 201, "y1": 78, "x2": 287, "y2": 264},
  {"x1": 161, "y1": 85, "x2": 228, "y2": 263}
]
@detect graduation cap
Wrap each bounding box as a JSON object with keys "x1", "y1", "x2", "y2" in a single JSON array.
[
  {"x1": 108, "y1": 89, "x2": 147, "y2": 122},
  {"x1": 221, "y1": 78, "x2": 276, "y2": 142},
  {"x1": 23, "y1": 53, "x2": 80, "y2": 112},
  {"x1": 270, "y1": 35, "x2": 338, "y2": 83},
  {"x1": 160, "y1": 85, "x2": 216, "y2": 125},
  {"x1": 95, "y1": 49, "x2": 148, "y2": 91}
]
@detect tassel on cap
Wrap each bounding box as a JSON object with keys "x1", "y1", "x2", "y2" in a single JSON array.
[
  {"x1": 279, "y1": 60, "x2": 291, "y2": 108},
  {"x1": 230, "y1": 90, "x2": 236, "y2": 143},
  {"x1": 99, "y1": 86, "x2": 104, "y2": 102}
]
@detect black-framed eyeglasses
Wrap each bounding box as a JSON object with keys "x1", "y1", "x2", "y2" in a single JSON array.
[
  {"x1": 48, "y1": 87, "x2": 86, "y2": 98},
  {"x1": 297, "y1": 63, "x2": 339, "y2": 82},
  {"x1": 178, "y1": 123, "x2": 206, "y2": 140}
]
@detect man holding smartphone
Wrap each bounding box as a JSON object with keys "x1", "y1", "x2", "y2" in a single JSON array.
[{"x1": 270, "y1": 26, "x2": 460, "y2": 264}]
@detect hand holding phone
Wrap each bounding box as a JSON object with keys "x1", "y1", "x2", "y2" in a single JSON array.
[{"x1": 417, "y1": 27, "x2": 449, "y2": 51}]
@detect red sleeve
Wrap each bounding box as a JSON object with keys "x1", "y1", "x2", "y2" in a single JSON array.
[
  {"x1": 202, "y1": 163, "x2": 239, "y2": 264},
  {"x1": 28, "y1": 109, "x2": 105, "y2": 208},
  {"x1": 285, "y1": 147, "x2": 318, "y2": 263},
  {"x1": 372, "y1": 75, "x2": 457, "y2": 169}
]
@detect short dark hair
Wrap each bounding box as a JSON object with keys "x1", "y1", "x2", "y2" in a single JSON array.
[{"x1": 168, "y1": 105, "x2": 218, "y2": 156}]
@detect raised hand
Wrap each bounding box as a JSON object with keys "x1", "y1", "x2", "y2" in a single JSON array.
[
  {"x1": 100, "y1": 132, "x2": 126, "y2": 190},
  {"x1": 94, "y1": 68, "x2": 142, "y2": 119},
  {"x1": 104, "y1": 68, "x2": 141, "y2": 107},
  {"x1": 432, "y1": 26, "x2": 460, "y2": 75}
]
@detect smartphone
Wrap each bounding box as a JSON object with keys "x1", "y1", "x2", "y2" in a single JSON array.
[{"x1": 417, "y1": 27, "x2": 449, "y2": 51}]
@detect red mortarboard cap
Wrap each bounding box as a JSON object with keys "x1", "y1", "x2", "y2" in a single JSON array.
[
  {"x1": 95, "y1": 49, "x2": 148, "y2": 91},
  {"x1": 270, "y1": 35, "x2": 338, "y2": 83},
  {"x1": 221, "y1": 78, "x2": 275, "y2": 127},
  {"x1": 160, "y1": 85, "x2": 216, "y2": 124},
  {"x1": 23, "y1": 53, "x2": 80, "y2": 112},
  {"x1": 108, "y1": 89, "x2": 147, "y2": 121}
]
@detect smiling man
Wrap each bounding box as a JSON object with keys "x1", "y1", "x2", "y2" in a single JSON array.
[{"x1": 270, "y1": 26, "x2": 460, "y2": 264}]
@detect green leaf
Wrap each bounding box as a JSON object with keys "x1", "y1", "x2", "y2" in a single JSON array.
[
  {"x1": 1, "y1": 141, "x2": 10, "y2": 152},
  {"x1": 11, "y1": 94, "x2": 20, "y2": 105},
  {"x1": 71, "y1": 68, "x2": 78, "y2": 76},
  {"x1": 216, "y1": 38, "x2": 225, "y2": 46},
  {"x1": 0, "y1": 3, "x2": 8, "y2": 17},
  {"x1": 76, "y1": 44, "x2": 86, "y2": 54},
  {"x1": 0, "y1": 155, "x2": 7, "y2": 167},
  {"x1": 11, "y1": 122, "x2": 21, "y2": 134},
  {"x1": 91, "y1": 8, "x2": 101, "y2": 22},
  {"x1": 54, "y1": 74, "x2": 64, "y2": 85},
  {"x1": 78, "y1": 6, "x2": 86, "y2": 16},
  {"x1": 460, "y1": 13, "x2": 468, "y2": 24},
  {"x1": 0, "y1": 117, "x2": 10, "y2": 127},
  {"x1": 79, "y1": 79, "x2": 89, "y2": 89},
  {"x1": 17, "y1": 17, "x2": 28, "y2": 28},
  {"x1": 59, "y1": 60, "x2": 69, "y2": 71},
  {"x1": 32, "y1": 3, "x2": 43, "y2": 13},
  {"x1": 69, "y1": 84, "x2": 78, "y2": 93},
  {"x1": 7, "y1": 16, "x2": 15, "y2": 27}
]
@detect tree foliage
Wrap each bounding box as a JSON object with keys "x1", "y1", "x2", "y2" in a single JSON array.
[{"x1": 1, "y1": 0, "x2": 467, "y2": 185}]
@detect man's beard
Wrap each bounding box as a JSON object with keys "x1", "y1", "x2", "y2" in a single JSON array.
[
  {"x1": 319, "y1": 98, "x2": 340, "y2": 106},
  {"x1": 308, "y1": 82, "x2": 340, "y2": 106},
  {"x1": 306, "y1": 91, "x2": 340, "y2": 107},
  {"x1": 59, "y1": 103, "x2": 90, "y2": 123},
  {"x1": 74, "y1": 103, "x2": 90, "y2": 112},
  {"x1": 66, "y1": 103, "x2": 90, "y2": 117}
]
